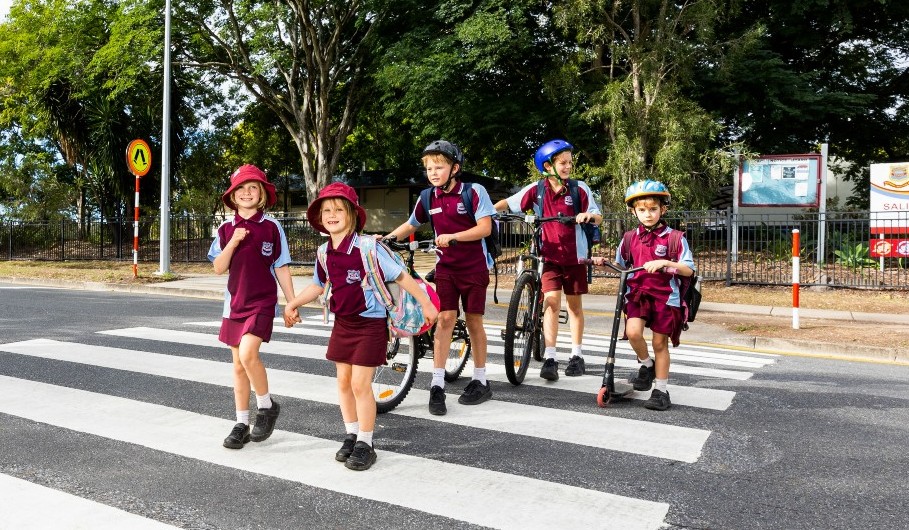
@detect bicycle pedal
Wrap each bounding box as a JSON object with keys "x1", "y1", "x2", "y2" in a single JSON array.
[
  {"x1": 391, "y1": 363, "x2": 409, "y2": 373},
  {"x1": 500, "y1": 329, "x2": 508, "y2": 340},
  {"x1": 559, "y1": 309, "x2": 568, "y2": 324}
]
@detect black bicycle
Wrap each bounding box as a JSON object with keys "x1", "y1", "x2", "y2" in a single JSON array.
[
  {"x1": 497, "y1": 212, "x2": 579, "y2": 385},
  {"x1": 371, "y1": 238, "x2": 472, "y2": 413}
]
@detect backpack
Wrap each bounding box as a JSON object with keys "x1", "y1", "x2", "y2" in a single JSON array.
[
  {"x1": 535, "y1": 178, "x2": 602, "y2": 281},
  {"x1": 420, "y1": 183, "x2": 503, "y2": 303},
  {"x1": 419, "y1": 183, "x2": 502, "y2": 259},
  {"x1": 620, "y1": 228, "x2": 701, "y2": 326},
  {"x1": 317, "y1": 236, "x2": 437, "y2": 338}
]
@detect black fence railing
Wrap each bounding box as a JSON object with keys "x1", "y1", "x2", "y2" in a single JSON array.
[{"x1": 2, "y1": 211, "x2": 908, "y2": 289}]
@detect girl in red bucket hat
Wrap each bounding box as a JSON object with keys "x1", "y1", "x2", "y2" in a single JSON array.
[
  {"x1": 208, "y1": 164, "x2": 295, "y2": 450},
  {"x1": 284, "y1": 182, "x2": 438, "y2": 471}
]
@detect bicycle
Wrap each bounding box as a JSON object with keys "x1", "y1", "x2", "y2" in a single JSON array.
[
  {"x1": 496, "y1": 212, "x2": 580, "y2": 385},
  {"x1": 371, "y1": 237, "x2": 472, "y2": 413}
]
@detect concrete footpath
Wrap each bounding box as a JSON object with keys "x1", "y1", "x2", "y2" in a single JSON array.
[{"x1": 4, "y1": 274, "x2": 908, "y2": 364}]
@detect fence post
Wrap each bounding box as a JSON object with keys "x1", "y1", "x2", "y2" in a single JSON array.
[
  {"x1": 60, "y1": 219, "x2": 66, "y2": 260},
  {"x1": 725, "y1": 207, "x2": 733, "y2": 286}
]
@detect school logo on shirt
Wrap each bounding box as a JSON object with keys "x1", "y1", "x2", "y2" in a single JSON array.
[
  {"x1": 655, "y1": 244, "x2": 668, "y2": 257},
  {"x1": 261, "y1": 242, "x2": 274, "y2": 256},
  {"x1": 456, "y1": 202, "x2": 467, "y2": 215},
  {"x1": 346, "y1": 270, "x2": 362, "y2": 284},
  {"x1": 564, "y1": 196, "x2": 574, "y2": 207}
]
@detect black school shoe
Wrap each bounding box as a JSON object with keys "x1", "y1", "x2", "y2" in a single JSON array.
[
  {"x1": 335, "y1": 434, "x2": 357, "y2": 462},
  {"x1": 344, "y1": 441, "x2": 377, "y2": 471},
  {"x1": 428, "y1": 385, "x2": 447, "y2": 416},
  {"x1": 457, "y1": 379, "x2": 492, "y2": 405},
  {"x1": 630, "y1": 363, "x2": 656, "y2": 391},
  {"x1": 565, "y1": 355, "x2": 586, "y2": 376},
  {"x1": 644, "y1": 389, "x2": 671, "y2": 411},
  {"x1": 539, "y1": 358, "x2": 559, "y2": 381},
  {"x1": 250, "y1": 399, "x2": 280, "y2": 442},
  {"x1": 223, "y1": 423, "x2": 250, "y2": 449}
]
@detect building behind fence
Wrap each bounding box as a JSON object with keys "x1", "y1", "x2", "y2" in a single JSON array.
[{"x1": 2, "y1": 210, "x2": 908, "y2": 289}]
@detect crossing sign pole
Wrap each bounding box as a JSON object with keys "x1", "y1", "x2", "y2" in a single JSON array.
[{"x1": 126, "y1": 139, "x2": 152, "y2": 278}]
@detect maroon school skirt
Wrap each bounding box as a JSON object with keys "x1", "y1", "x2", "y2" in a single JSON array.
[
  {"x1": 218, "y1": 313, "x2": 274, "y2": 346},
  {"x1": 326, "y1": 313, "x2": 389, "y2": 367}
]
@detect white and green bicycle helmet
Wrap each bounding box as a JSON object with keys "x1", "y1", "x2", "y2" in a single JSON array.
[{"x1": 624, "y1": 180, "x2": 671, "y2": 206}]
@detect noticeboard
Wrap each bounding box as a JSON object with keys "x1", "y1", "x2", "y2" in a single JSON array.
[
  {"x1": 869, "y1": 162, "x2": 909, "y2": 235},
  {"x1": 738, "y1": 154, "x2": 822, "y2": 207}
]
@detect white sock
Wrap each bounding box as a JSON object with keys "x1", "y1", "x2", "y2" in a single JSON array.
[
  {"x1": 571, "y1": 344, "x2": 583, "y2": 357},
  {"x1": 431, "y1": 368, "x2": 445, "y2": 389},
  {"x1": 236, "y1": 410, "x2": 250, "y2": 425},
  {"x1": 654, "y1": 378, "x2": 668, "y2": 392},
  {"x1": 344, "y1": 421, "x2": 359, "y2": 435},
  {"x1": 640, "y1": 357, "x2": 654, "y2": 368},
  {"x1": 544, "y1": 347, "x2": 557, "y2": 360},
  {"x1": 473, "y1": 367, "x2": 487, "y2": 385},
  {"x1": 256, "y1": 393, "x2": 272, "y2": 410},
  {"x1": 357, "y1": 430, "x2": 374, "y2": 447}
]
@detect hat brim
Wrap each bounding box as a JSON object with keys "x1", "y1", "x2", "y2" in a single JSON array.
[
  {"x1": 222, "y1": 180, "x2": 277, "y2": 210},
  {"x1": 625, "y1": 191, "x2": 670, "y2": 206},
  {"x1": 306, "y1": 196, "x2": 367, "y2": 234}
]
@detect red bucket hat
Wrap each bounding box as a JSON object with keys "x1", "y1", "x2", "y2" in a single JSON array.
[
  {"x1": 306, "y1": 182, "x2": 367, "y2": 234},
  {"x1": 221, "y1": 164, "x2": 277, "y2": 210}
]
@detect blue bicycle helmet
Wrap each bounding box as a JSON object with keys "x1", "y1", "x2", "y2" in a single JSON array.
[
  {"x1": 624, "y1": 180, "x2": 671, "y2": 206},
  {"x1": 534, "y1": 139, "x2": 574, "y2": 174}
]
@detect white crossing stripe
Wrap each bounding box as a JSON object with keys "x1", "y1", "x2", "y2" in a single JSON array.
[
  {"x1": 186, "y1": 320, "x2": 760, "y2": 380},
  {"x1": 138, "y1": 324, "x2": 738, "y2": 410},
  {"x1": 0, "y1": 473, "x2": 180, "y2": 530},
  {"x1": 2, "y1": 339, "x2": 711, "y2": 462},
  {"x1": 0, "y1": 375, "x2": 669, "y2": 530}
]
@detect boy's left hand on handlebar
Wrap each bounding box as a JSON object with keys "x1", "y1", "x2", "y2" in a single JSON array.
[
  {"x1": 575, "y1": 212, "x2": 596, "y2": 224},
  {"x1": 436, "y1": 234, "x2": 458, "y2": 247},
  {"x1": 590, "y1": 256, "x2": 609, "y2": 267},
  {"x1": 642, "y1": 259, "x2": 670, "y2": 273}
]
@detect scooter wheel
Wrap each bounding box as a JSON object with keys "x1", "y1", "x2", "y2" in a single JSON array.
[{"x1": 596, "y1": 386, "x2": 611, "y2": 408}]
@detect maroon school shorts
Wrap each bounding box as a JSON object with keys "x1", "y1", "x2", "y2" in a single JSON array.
[
  {"x1": 218, "y1": 313, "x2": 274, "y2": 346},
  {"x1": 326, "y1": 313, "x2": 389, "y2": 367},
  {"x1": 623, "y1": 292, "x2": 685, "y2": 347},
  {"x1": 432, "y1": 270, "x2": 490, "y2": 314},
  {"x1": 541, "y1": 262, "x2": 589, "y2": 295}
]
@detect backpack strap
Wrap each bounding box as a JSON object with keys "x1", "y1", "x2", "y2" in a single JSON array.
[
  {"x1": 567, "y1": 179, "x2": 582, "y2": 215},
  {"x1": 667, "y1": 229, "x2": 684, "y2": 262},
  {"x1": 356, "y1": 236, "x2": 397, "y2": 311},
  {"x1": 620, "y1": 229, "x2": 635, "y2": 266},
  {"x1": 316, "y1": 242, "x2": 332, "y2": 323},
  {"x1": 420, "y1": 187, "x2": 435, "y2": 235},
  {"x1": 534, "y1": 179, "x2": 546, "y2": 216},
  {"x1": 460, "y1": 182, "x2": 475, "y2": 218}
]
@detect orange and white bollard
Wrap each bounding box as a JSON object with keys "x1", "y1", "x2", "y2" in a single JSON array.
[
  {"x1": 792, "y1": 229, "x2": 799, "y2": 329},
  {"x1": 133, "y1": 175, "x2": 140, "y2": 279}
]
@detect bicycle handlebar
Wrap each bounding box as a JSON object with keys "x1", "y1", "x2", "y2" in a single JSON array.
[
  {"x1": 579, "y1": 259, "x2": 648, "y2": 274},
  {"x1": 495, "y1": 212, "x2": 580, "y2": 226},
  {"x1": 381, "y1": 235, "x2": 454, "y2": 253}
]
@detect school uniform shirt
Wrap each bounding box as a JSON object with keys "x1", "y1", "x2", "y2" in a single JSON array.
[
  {"x1": 408, "y1": 181, "x2": 496, "y2": 274},
  {"x1": 208, "y1": 211, "x2": 292, "y2": 319},
  {"x1": 313, "y1": 233, "x2": 404, "y2": 318},
  {"x1": 503, "y1": 180, "x2": 602, "y2": 266},
  {"x1": 615, "y1": 224, "x2": 696, "y2": 307}
]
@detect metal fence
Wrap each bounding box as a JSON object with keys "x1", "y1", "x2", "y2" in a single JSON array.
[{"x1": 2, "y1": 211, "x2": 908, "y2": 289}]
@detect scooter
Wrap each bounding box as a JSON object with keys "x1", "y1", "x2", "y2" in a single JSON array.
[{"x1": 583, "y1": 259, "x2": 646, "y2": 407}]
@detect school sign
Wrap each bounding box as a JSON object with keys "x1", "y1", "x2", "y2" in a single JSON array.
[{"x1": 869, "y1": 162, "x2": 909, "y2": 257}]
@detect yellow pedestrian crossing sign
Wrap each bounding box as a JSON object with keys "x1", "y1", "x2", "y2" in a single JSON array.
[{"x1": 126, "y1": 139, "x2": 152, "y2": 177}]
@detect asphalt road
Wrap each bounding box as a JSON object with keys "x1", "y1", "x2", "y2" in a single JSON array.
[{"x1": 1, "y1": 284, "x2": 907, "y2": 529}]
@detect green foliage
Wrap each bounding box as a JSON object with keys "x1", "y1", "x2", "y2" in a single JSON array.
[{"x1": 834, "y1": 243, "x2": 877, "y2": 269}]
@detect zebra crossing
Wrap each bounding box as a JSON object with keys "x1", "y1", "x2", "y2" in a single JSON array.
[{"x1": 0, "y1": 314, "x2": 778, "y2": 529}]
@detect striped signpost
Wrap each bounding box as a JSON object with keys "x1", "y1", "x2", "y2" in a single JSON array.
[
  {"x1": 126, "y1": 139, "x2": 152, "y2": 278},
  {"x1": 792, "y1": 228, "x2": 800, "y2": 329}
]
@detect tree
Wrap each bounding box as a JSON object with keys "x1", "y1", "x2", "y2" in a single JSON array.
[
  {"x1": 553, "y1": 0, "x2": 739, "y2": 209},
  {"x1": 179, "y1": 0, "x2": 392, "y2": 202}
]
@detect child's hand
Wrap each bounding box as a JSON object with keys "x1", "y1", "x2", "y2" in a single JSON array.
[
  {"x1": 283, "y1": 305, "x2": 300, "y2": 327},
  {"x1": 590, "y1": 256, "x2": 608, "y2": 267},
  {"x1": 421, "y1": 301, "x2": 439, "y2": 327},
  {"x1": 643, "y1": 260, "x2": 669, "y2": 273},
  {"x1": 229, "y1": 228, "x2": 248, "y2": 247},
  {"x1": 575, "y1": 212, "x2": 596, "y2": 224}
]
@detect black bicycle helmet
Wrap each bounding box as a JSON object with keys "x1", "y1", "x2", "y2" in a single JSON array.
[{"x1": 421, "y1": 139, "x2": 464, "y2": 190}]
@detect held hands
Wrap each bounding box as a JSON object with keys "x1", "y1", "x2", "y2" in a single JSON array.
[{"x1": 283, "y1": 304, "x2": 302, "y2": 328}]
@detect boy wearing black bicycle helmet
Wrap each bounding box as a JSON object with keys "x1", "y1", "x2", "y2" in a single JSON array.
[
  {"x1": 493, "y1": 139, "x2": 602, "y2": 381},
  {"x1": 594, "y1": 180, "x2": 695, "y2": 411},
  {"x1": 386, "y1": 140, "x2": 497, "y2": 415}
]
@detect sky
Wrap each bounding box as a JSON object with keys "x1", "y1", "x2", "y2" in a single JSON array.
[{"x1": 0, "y1": 0, "x2": 11, "y2": 20}]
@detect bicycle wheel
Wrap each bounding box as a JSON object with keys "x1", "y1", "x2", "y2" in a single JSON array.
[
  {"x1": 444, "y1": 319, "x2": 472, "y2": 382},
  {"x1": 373, "y1": 336, "x2": 418, "y2": 414},
  {"x1": 503, "y1": 272, "x2": 539, "y2": 385}
]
